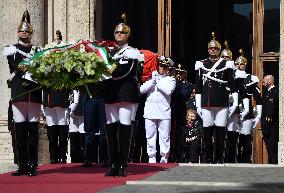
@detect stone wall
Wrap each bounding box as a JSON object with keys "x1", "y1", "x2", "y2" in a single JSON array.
[
  {"x1": 0, "y1": 0, "x2": 96, "y2": 164},
  {"x1": 0, "y1": 116, "x2": 50, "y2": 164}
]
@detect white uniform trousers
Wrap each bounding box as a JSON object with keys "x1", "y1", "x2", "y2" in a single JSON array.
[
  {"x1": 145, "y1": 118, "x2": 171, "y2": 163},
  {"x1": 201, "y1": 107, "x2": 228, "y2": 127},
  {"x1": 105, "y1": 102, "x2": 135, "y2": 125},
  {"x1": 227, "y1": 114, "x2": 240, "y2": 132},
  {"x1": 239, "y1": 119, "x2": 253, "y2": 135},
  {"x1": 12, "y1": 102, "x2": 41, "y2": 123},
  {"x1": 69, "y1": 115, "x2": 85, "y2": 133},
  {"x1": 44, "y1": 107, "x2": 68, "y2": 126}
]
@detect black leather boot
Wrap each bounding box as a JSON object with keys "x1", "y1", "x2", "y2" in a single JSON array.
[
  {"x1": 27, "y1": 164, "x2": 37, "y2": 176},
  {"x1": 99, "y1": 134, "x2": 109, "y2": 167},
  {"x1": 47, "y1": 125, "x2": 59, "y2": 163},
  {"x1": 105, "y1": 163, "x2": 118, "y2": 176},
  {"x1": 105, "y1": 122, "x2": 119, "y2": 176},
  {"x1": 215, "y1": 126, "x2": 226, "y2": 164},
  {"x1": 28, "y1": 122, "x2": 39, "y2": 168},
  {"x1": 118, "y1": 123, "x2": 133, "y2": 177},
  {"x1": 11, "y1": 163, "x2": 28, "y2": 176},
  {"x1": 227, "y1": 131, "x2": 238, "y2": 163},
  {"x1": 70, "y1": 132, "x2": 81, "y2": 163},
  {"x1": 203, "y1": 126, "x2": 214, "y2": 163},
  {"x1": 128, "y1": 121, "x2": 138, "y2": 163},
  {"x1": 117, "y1": 164, "x2": 127, "y2": 177},
  {"x1": 58, "y1": 125, "x2": 69, "y2": 164},
  {"x1": 11, "y1": 122, "x2": 29, "y2": 176}
]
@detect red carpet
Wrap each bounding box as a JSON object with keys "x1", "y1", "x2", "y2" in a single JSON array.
[{"x1": 0, "y1": 163, "x2": 177, "y2": 193}]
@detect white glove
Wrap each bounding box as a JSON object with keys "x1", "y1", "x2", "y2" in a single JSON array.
[
  {"x1": 152, "y1": 71, "x2": 159, "y2": 82},
  {"x1": 228, "y1": 92, "x2": 238, "y2": 117},
  {"x1": 195, "y1": 94, "x2": 202, "y2": 117},
  {"x1": 3, "y1": 45, "x2": 32, "y2": 58},
  {"x1": 3, "y1": 45, "x2": 17, "y2": 56},
  {"x1": 253, "y1": 105, "x2": 262, "y2": 128},
  {"x1": 240, "y1": 98, "x2": 250, "y2": 121},
  {"x1": 69, "y1": 103, "x2": 78, "y2": 112}
]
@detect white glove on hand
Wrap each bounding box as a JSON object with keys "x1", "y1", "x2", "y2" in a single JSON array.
[
  {"x1": 152, "y1": 71, "x2": 159, "y2": 82},
  {"x1": 195, "y1": 94, "x2": 202, "y2": 117},
  {"x1": 252, "y1": 117, "x2": 260, "y2": 129},
  {"x1": 240, "y1": 98, "x2": 250, "y2": 121},
  {"x1": 3, "y1": 45, "x2": 17, "y2": 56},
  {"x1": 253, "y1": 105, "x2": 262, "y2": 128},
  {"x1": 228, "y1": 92, "x2": 238, "y2": 118}
]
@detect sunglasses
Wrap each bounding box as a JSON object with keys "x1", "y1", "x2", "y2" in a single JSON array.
[{"x1": 115, "y1": 31, "x2": 127, "y2": 35}]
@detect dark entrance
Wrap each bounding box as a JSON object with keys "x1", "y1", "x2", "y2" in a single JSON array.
[
  {"x1": 171, "y1": 0, "x2": 253, "y2": 82},
  {"x1": 95, "y1": 0, "x2": 158, "y2": 52}
]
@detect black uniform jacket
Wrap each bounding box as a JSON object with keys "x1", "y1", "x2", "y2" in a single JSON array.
[
  {"x1": 7, "y1": 43, "x2": 42, "y2": 103},
  {"x1": 261, "y1": 86, "x2": 278, "y2": 138},
  {"x1": 195, "y1": 58, "x2": 236, "y2": 107},
  {"x1": 242, "y1": 74, "x2": 262, "y2": 120},
  {"x1": 104, "y1": 46, "x2": 140, "y2": 104},
  {"x1": 172, "y1": 80, "x2": 193, "y2": 126},
  {"x1": 43, "y1": 89, "x2": 70, "y2": 108}
]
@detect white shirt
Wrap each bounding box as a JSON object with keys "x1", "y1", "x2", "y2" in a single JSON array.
[{"x1": 140, "y1": 71, "x2": 176, "y2": 119}]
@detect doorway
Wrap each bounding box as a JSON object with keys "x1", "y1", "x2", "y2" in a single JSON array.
[{"x1": 171, "y1": 0, "x2": 253, "y2": 82}]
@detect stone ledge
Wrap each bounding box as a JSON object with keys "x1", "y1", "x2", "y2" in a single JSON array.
[{"x1": 279, "y1": 142, "x2": 284, "y2": 165}]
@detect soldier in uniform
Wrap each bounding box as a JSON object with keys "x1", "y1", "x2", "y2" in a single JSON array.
[
  {"x1": 140, "y1": 57, "x2": 176, "y2": 163},
  {"x1": 171, "y1": 64, "x2": 193, "y2": 162},
  {"x1": 104, "y1": 14, "x2": 144, "y2": 177},
  {"x1": 43, "y1": 30, "x2": 70, "y2": 164},
  {"x1": 234, "y1": 50, "x2": 262, "y2": 163},
  {"x1": 3, "y1": 10, "x2": 42, "y2": 176},
  {"x1": 262, "y1": 75, "x2": 278, "y2": 164},
  {"x1": 69, "y1": 90, "x2": 85, "y2": 163},
  {"x1": 223, "y1": 47, "x2": 250, "y2": 163},
  {"x1": 195, "y1": 32, "x2": 238, "y2": 163}
]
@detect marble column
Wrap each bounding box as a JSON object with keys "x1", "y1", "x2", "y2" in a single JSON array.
[
  {"x1": 0, "y1": 0, "x2": 44, "y2": 116},
  {"x1": 48, "y1": 0, "x2": 96, "y2": 43}
]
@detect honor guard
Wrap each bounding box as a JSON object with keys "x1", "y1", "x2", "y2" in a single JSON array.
[
  {"x1": 69, "y1": 90, "x2": 85, "y2": 163},
  {"x1": 195, "y1": 32, "x2": 238, "y2": 163},
  {"x1": 140, "y1": 56, "x2": 176, "y2": 163},
  {"x1": 261, "y1": 75, "x2": 278, "y2": 164},
  {"x1": 104, "y1": 13, "x2": 144, "y2": 177},
  {"x1": 42, "y1": 30, "x2": 70, "y2": 164},
  {"x1": 171, "y1": 64, "x2": 193, "y2": 162},
  {"x1": 234, "y1": 49, "x2": 262, "y2": 163},
  {"x1": 3, "y1": 10, "x2": 42, "y2": 176}
]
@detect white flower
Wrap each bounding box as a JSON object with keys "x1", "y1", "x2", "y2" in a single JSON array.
[{"x1": 80, "y1": 44, "x2": 86, "y2": 53}]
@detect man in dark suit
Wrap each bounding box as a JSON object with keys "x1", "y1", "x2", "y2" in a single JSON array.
[{"x1": 261, "y1": 75, "x2": 278, "y2": 164}]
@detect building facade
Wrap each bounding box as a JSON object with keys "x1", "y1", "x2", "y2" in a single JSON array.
[{"x1": 0, "y1": 0, "x2": 283, "y2": 164}]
